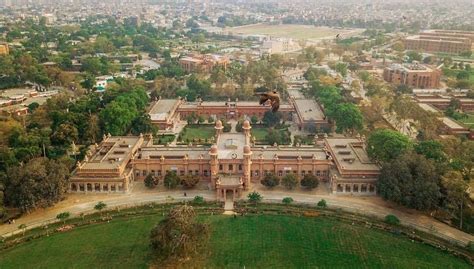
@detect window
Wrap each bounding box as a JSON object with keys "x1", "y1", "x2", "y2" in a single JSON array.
[
  {"x1": 301, "y1": 170, "x2": 306, "y2": 176},
  {"x1": 316, "y1": 170, "x2": 321, "y2": 176},
  {"x1": 142, "y1": 170, "x2": 147, "y2": 176},
  {"x1": 219, "y1": 164, "x2": 223, "y2": 171},
  {"x1": 285, "y1": 170, "x2": 290, "y2": 175},
  {"x1": 180, "y1": 170, "x2": 185, "y2": 176},
  {"x1": 195, "y1": 170, "x2": 199, "y2": 175},
  {"x1": 151, "y1": 170, "x2": 155, "y2": 175},
  {"x1": 204, "y1": 170, "x2": 208, "y2": 176},
  {"x1": 157, "y1": 170, "x2": 162, "y2": 176},
  {"x1": 278, "y1": 170, "x2": 283, "y2": 177},
  {"x1": 255, "y1": 170, "x2": 259, "y2": 176},
  {"x1": 238, "y1": 164, "x2": 242, "y2": 171},
  {"x1": 229, "y1": 164, "x2": 233, "y2": 171}
]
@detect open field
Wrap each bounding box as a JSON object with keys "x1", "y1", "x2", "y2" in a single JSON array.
[
  {"x1": 229, "y1": 24, "x2": 363, "y2": 41},
  {"x1": 0, "y1": 214, "x2": 469, "y2": 269}
]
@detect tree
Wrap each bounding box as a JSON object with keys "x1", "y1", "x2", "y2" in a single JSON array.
[
  {"x1": 367, "y1": 129, "x2": 411, "y2": 163},
  {"x1": 4, "y1": 158, "x2": 70, "y2": 212},
  {"x1": 150, "y1": 205, "x2": 209, "y2": 263},
  {"x1": 335, "y1": 62, "x2": 348, "y2": 77},
  {"x1": 164, "y1": 171, "x2": 180, "y2": 189},
  {"x1": 51, "y1": 123, "x2": 78, "y2": 145},
  {"x1": 441, "y1": 171, "x2": 469, "y2": 229},
  {"x1": 260, "y1": 174, "x2": 280, "y2": 188},
  {"x1": 377, "y1": 153, "x2": 440, "y2": 211},
  {"x1": 250, "y1": 115, "x2": 259, "y2": 125},
  {"x1": 281, "y1": 174, "x2": 298, "y2": 190},
  {"x1": 406, "y1": 51, "x2": 422, "y2": 63},
  {"x1": 94, "y1": 201, "x2": 107, "y2": 216},
  {"x1": 56, "y1": 212, "x2": 71, "y2": 224},
  {"x1": 300, "y1": 174, "x2": 319, "y2": 190},
  {"x1": 144, "y1": 174, "x2": 159, "y2": 189},
  {"x1": 331, "y1": 103, "x2": 363, "y2": 134},
  {"x1": 384, "y1": 214, "x2": 400, "y2": 225},
  {"x1": 181, "y1": 175, "x2": 199, "y2": 189},
  {"x1": 415, "y1": 140, "x2": 446, "y2": 163},
  {"x1": 282, "y1": 197, "x2": 294, "y2": 205},
  {"x1": 317, "y1": 199, "x2": 327, "y2": 208},
  {"x1": 28, "y1": 102, "x2": 40, "y2": 113},
  {"x1": 247, "y1": 191, "x2": 262, "y2": 205},
  {"x1": 262, "y1": 111, "x2": 282, "y2": 127}
]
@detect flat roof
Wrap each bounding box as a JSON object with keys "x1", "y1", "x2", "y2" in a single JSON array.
[
  {"x1": 79, "y1": 136, "x2": 141, "y2": 171},
  {"x1": 217, "y1": 133, "x2": 247, "y2": 159},
  {"x1": 418, "y1": 103, "x2": 441, "y2": 113},
  {"x1": 149, "y1": 99, "x2": 179, "y2": 121},
  {"x1": 325, "y1": 138, "x2": 380, "y2": 173},
  {"x1": 294, "y1": 99, "x2": 325, "y2": 121},
  {"x1": 440, "y1": 117, "x2": 467, "y2": 130}
]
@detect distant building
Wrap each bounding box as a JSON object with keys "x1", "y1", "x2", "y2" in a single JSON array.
[
  {"x1": 0, "y1": 43, "x2": 9, "y2": 55},
  {"x1": 404, "y1": 30, "x2": 473, "y2": 54},
  {"x1": 383, "y1": 63, "x2": 441, "y2": 89},
  {"x1": 179, "y1": 54, "x2": 229, "y2": 73},
  {"x1": 261, "y1": 38, "x2": 301, "y2": 54}
]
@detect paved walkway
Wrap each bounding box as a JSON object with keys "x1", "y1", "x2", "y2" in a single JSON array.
[{"x1": 1, "y1": 184, "x2": 472, "y2": 246}]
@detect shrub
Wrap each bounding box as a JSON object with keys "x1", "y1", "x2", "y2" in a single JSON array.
[
  {"x1": 467, "y1": 241, "x2": 474, "y2": 253},
  {"x1": 282, "y1": 197, "x2": 294, "y2": 205},
  {"x1": 300, "y1": 174, "x2": 319, "y2": 189},
  {"x1": 317, "y1": 199, "x2": 327, "y2": 208},
  {"x1": 282, "y1": 174, "x2": 298, "y2": 190},
  {"x1": 181, "y1": 175, "x2": 200, "y2": 189},
  {"x1": 260, "y1": 174, "x2": 280, "y2": 188},
  {"x1": 144, "y1": 174, "x2": 159, "y2": 189},
  {"x1": 384, "y1": 214, "x2": 400, "y2": 225},
  {"x1": 247, "y1": 191, "x2": 262, "y2": 204},
  {"x1": 193, "y1": 196, "x2": 204, "y2": 204},
  {"x1": 164, "y1": 171, "x2": 180, "y2": 189}
]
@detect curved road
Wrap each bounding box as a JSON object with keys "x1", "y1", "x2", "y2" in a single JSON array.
[{"x1": 1, "y1": 184, "x2": 472, "y2": 247}]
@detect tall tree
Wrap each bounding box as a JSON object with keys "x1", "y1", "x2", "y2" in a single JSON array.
[
  {"x1": 367, "y1": 129, "x2": 412, "y2": 163},
  {"x1": 150, "y1": 205, "x2": 208, "y2": 263},
  {"x1": 378, "y1": 153, "x2": 440, "y2": 211}
]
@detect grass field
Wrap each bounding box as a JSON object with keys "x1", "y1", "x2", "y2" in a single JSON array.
[
  {"x1": 251, "y1": 126, "x2": 270, "y2": 141},
  {"x1": 458, "y1": 113, "x2": 474, "y2": 127},
  {"x1": 180, "y1": 125, "x2": 215, "y2": 142},
  {"x1": 0, "y1": 215, "x2": 469, "y2": 269},
  {"x1": 229, "y1": 24, "x2": 359, "y2": 40}
]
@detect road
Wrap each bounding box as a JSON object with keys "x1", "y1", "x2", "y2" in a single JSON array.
[{"x1": 1, "y1": 183, "x2": 472, "y2": 247}]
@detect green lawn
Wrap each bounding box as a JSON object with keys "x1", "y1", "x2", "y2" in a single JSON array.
[
  {"x1": 251, "y1": 127, "x2": 270, "y2": 141},
  {"x1": 154, "y1": 134, "x2": 175, "y2": 145},
  {"x1": 458, "y1": 113, "x2": 474, "y2": 127},
  {"x1": 0, "y1": 215, "x2": 469, "y2": 269},
  {"x1": 179, "y1": 125, "x2": 215, "y2": 143}
]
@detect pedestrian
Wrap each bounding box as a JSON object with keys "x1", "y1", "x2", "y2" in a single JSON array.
[{"x1": 184, "y1": 192, "x2": 187, "y2": 197}]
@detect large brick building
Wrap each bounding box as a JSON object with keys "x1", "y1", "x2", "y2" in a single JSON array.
[
  {"x1": 148, "y1": 97, "x2": 331, "y2": 132},
  {"x1": 404, "y1": 30, "x2": 473, "y2": 54},
  {"x1": 70, "y1": 121, "x2": 380, "y2": 199},
  {"x1": 383, "y1": 63, "x2": 441, "y2": 89},
  {"x1": 179, "y1": 53, "x2": 229, "y2": 73}
]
